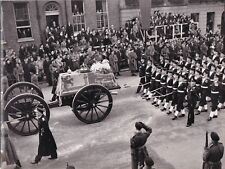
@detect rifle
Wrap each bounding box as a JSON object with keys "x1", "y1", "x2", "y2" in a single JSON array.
[
  {"x1": 205, "y1": 131, "x2": 209, "y2": 148},
  {"x1": 202, "y1": 131, "x2": 209, "y2": 169}
]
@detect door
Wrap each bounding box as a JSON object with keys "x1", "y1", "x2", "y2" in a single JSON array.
[
  {"x1": 207, "y1": 12, "x2": 215, "y2": 32},
  {"x1": 46, "y1": 15, "x2": 59, "y2": 28}
]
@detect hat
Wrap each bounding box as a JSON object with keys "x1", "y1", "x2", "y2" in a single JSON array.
[{"x1": 211, "y1": 132, "x2": 220, "y2": 142}]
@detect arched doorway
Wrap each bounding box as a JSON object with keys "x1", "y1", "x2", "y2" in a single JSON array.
[{"x1": 45, "y1": 2, "x2": 60, "y2": 27}]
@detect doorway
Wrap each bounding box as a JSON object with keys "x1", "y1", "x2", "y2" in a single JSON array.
[
  {"x1": 206, "y1": 12, "x2": 215, "y2": 32},
  {"x1": 46, "y1": 15, "x2": 59, "y2": 28}
]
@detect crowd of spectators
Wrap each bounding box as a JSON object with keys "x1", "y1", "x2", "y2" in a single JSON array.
[{"x1": 2, "y1": 11, "x2": 224, "y2": 93}]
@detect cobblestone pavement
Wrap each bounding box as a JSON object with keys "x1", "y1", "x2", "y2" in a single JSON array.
[{"x1": 8, "y1": 71, "x2": 225, "y2": 169}]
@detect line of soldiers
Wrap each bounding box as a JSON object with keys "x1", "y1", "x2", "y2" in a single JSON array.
[{"x1": 137, "y1": 50, "x2": 225, "y2": 126}]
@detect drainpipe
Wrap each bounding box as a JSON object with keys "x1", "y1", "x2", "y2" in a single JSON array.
[
  {"x1": 64, "y1": 0, "x2": 68, "y2": 24},
  {"x1": 35, "y1": 0, "x2": 43, "y2": 44}
]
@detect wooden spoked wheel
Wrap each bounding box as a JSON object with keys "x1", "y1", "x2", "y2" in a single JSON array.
[
  {"x1": 4, "y1": 94, "x2": 50, "y2": 136},
  {"x1": 4, "y1": 82, "x2": 44, "y2": 104},
  {"x1": 72, "y1": 84, "x2": 113, "y2": 124}
]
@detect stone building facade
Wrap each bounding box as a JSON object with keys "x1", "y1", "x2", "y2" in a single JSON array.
[{"x1": 1, "y1": 0, "x2": 224, "y2": 52}]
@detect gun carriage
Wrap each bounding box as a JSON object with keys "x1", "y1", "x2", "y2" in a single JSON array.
[{"x1": 3, "y1": 70, "x2": 120, "y2": 136}]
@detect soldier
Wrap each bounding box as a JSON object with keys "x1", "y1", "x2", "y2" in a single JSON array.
[
  {"x1": 172, "y1": 75, "x2": 187, "y2": 120},
  {"x1": 186, "y1": 77, "x2": 199, "y2": 127},
  {"x1": 203, "y1": 132, "x2": 224, "y2": 169},
  {"x1": 167, "y1": 72, "x2": 179, "y2": 115},
  {"x1": 208, "y1": 74, "x2": 220, "y2": 121},
  {"x1": 152, "y1": 67, "x2": 162, "y2": 105},
  {"x1": 155, "y1": 68, "x2": 167, "y2": 107},
  {"x1": 142, "y1": 59, "x2": 152, "y2": 98},
  {"x1": 196, "y1": 69, "x2": 210, "y2": 115},
  {"x1": 218, "y1": 69, "x2": 225, "y2": 110},
  {"x1": 161, "y1": 70, "x2": 173, "y2": 111},
  {"x1": 146, "y1": 65, "x2": 156, "y2": 101},
  {"x1": 130, "y1": 122, "x2": 153, "y2": 169},
  {"x1": 136, "y1": 58, "x2": 146, "y2": 94}
]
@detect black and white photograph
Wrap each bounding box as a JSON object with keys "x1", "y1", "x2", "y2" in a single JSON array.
[{"x1": 0, "y1": 0, "x2": 225, "y2": 169}]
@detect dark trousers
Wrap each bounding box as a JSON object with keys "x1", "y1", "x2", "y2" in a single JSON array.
[
  {"x1": 177, "y1": 93, "x2": 185, "y2": 111},
  {"x1": 166, "y1": 88, "x2": 173, "y2": 102},
  {"x1": 187, "y1": 106, "x2": 195, "y2": 125},
  {"x1": 199, "y1": 88, "x2": 208, "y2": 106},
  {"x1": 211, "y1": 93, "x2": 219, "y2": 111},
  {"x1": 160, "y1": 86, "x2": 167, "y2": 101},
  {"x1": 171, "y1": 92, "x2": 178, "y2": 106},
  {"x1": 144, "y1": 75, "x2": 151, "y2": 90},
  {"x1": 136, "y1": 77, "x2": 145, "y2": 93}
]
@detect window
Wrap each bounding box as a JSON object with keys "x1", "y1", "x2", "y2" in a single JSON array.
[
  {"x1": 72, "y1": 0, "x2": 85, "y2": 32},
  {"x1": 96, "y1": 0, "x2": 108, "y2": 29},
  {"x1": 125, "y1": 0, "x2": 139, "y2": 7},
  {"x1": 14, "y1": 3, "x2": 32, "y2": 39},
  {"x1": 1, "y1": 5, "x2": 5, "y2": 44},
  {"x1": 71, "y1": 0, "x2": 84, "y2": 15},
  {"x1": 191, "y1": 13, "x2": 199, "y2": 22}
]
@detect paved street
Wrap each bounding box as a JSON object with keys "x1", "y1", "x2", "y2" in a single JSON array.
[{"x1": 8, "y1": 72, "x2": 225, "y2": 169}]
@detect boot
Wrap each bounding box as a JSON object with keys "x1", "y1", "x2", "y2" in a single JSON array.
[{"x1": 31, "y1": 155, "x2": 41, "y2": 164}]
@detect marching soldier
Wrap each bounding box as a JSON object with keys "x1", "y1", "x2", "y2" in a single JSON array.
[
  {"x1": 208, "y1": 74, "x2": 220, "y2": 121},
  {"x1": 167, "y1": 72, "x2": 179, "y2": 115},
  {"x1": 161, "y1": 70, "x2": 173, "y2": 111},
  {"x1": 186, "y1": 77, "x2": 199, "y2": 127},
  {"x1": 203, "y1": 132, "x2": 224, "y2": 169},
  {"x1": 172, "y1": 75, "x2": 187, "y2": 120},
  {"x1": 196, "y1": 69, "x2": 210, "y2": 115},
  {"x1": 218, "y1": 69, "x2": 225, "y2": 110},
  {"x1": 152, "y1": 67, "x2": 162, "y2": 105},
  {"x1": 155, "y1": 68, "x2": 167, "y2": 107},
  {"x1": 142, "y1": 60, "x2": 152, "y2": 98},
  {"x1": 146, "y1": 65, "x2": 156, "y2": 101},
  {"x1": 136, "y1": 58, "x2": 146, "y2": 94}
]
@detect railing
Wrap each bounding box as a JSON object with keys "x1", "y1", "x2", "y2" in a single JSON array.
[
  {"x1": 73, "y1": 13, "x2": 85, "y2": 32},
  {"x1": 146, "y1": 22, "x2": 198, "y2": 41}
]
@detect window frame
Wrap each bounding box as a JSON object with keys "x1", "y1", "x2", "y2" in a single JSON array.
[
  {"x1": 13, "y1": 2, "x2": 33, "y2": 41},
  {"x1": 72, "y1": 0, "x2": 86, "y2": 32},
  {"x1": 96, "y1": 0, "x2": 109, "y2": 29}
]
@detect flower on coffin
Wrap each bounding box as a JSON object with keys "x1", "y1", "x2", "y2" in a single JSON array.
[{"x1": 90, "y1": 60, "x2": 112, "y2": 74}]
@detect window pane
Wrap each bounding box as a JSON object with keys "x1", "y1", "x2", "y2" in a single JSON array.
[
  {"x1": 16, "y1": 20, "x2": 30, "y2": 27},
  {"x1": 14, "y1": 3, "x2": 29, "y2": 21},
  {"x1": 17, "y1": 27, "x2": 32, "y2": 39}
]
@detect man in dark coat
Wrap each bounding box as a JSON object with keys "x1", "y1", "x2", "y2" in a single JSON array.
[
  {"x1": 130, "y1": 122, "x2": 153, "y2": 169},
  {"x1": 31, "y1": 116, "x2": 57, "y2": 164},
  {"x1": 186, "y1": 77, "x2": 199, "y2": 127},
  {"x1": 203, "y1": 132, "x2": 224, "y2": 169}
]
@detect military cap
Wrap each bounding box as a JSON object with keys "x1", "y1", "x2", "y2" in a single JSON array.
[{"x1": 211, "y1": 132, "x2": 220, "y2": 141}]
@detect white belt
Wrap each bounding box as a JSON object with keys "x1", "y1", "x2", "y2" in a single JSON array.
[
  {"x1": 161, "y1": 83, "x2": 166, "y2": 85},
  {"x1": 196, "y1": 84, "x2": 200, "y2": 86},
  {"x1": 173, "y1": 88, "x2": 177, "y2": 90},
  {"x1": 152, "y1": 77, "x2": 155, "y2": 79},
  {"x1": 211, "y1": 91, "x2": 219, "y2": 94},
  {"x1": 178, "y1": 90, "x2": 185, "y2": 93},
  {"x1": 167, "y1": 86, "x2": 173, "y2": 88},
  {"x1": 222, "y1": 83, "x2": 225, "y2": 85},
  {"x1": 155, "y1": 80, "x2": 160, "y2": 82},
  {"x1": 201, "y1": 86, "x2": 208, "y2": 89}
]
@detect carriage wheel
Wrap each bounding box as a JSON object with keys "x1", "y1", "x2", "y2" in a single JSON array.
[
  {"x1": 72, "y1": 84, "x2": 113, "y2": 124},
  {"x1": 4, "y1": 94, "x2": 50, "y2": 136},
  {"x1": 4, "y1": 82, "x2": 44, "y2": 104}
]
